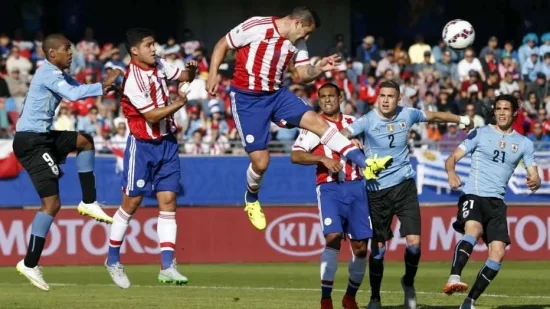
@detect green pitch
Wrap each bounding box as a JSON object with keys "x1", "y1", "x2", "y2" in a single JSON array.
[{"x1": 1, "y1": 262, "x2": 549, "y2": 309}]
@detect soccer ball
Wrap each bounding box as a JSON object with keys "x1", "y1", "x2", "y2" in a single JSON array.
[{"x1": 442, "y1": 19, "x2": 475, "y2": 50}]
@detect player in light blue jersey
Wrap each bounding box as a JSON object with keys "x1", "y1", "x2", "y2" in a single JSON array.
[
  {"x1": 13, "y1": 34, "x2": 122, "y2": 291},
  {"x1": 443, "y1": 94, "x2": 541, "y2": 309},
  {"x1": 341, "y1": 80, "x2": 473, "y2": 309}
]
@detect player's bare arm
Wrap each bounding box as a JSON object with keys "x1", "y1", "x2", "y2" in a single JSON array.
[
  {"x1": 425, "y1": 111, "x2": 474, "y2": 131},
  {"x1": 178, "y1": 60, "x2": 198, "y2": 82},
  {"x1": 295, "y1": 54, "x2": 341, "y2": 83},
  {"x1": 102, "y1": 68, "x2": 124, "y2": 93},
  {"x1": 526, "y1": 166, "x2": 541, "y2": 192},
  {"x1": 141, "y1": 91, "x2": 188, "y2": 124},
  {"x1": 445, "y1": 147, "x2": 467, "y2": 189},
  {"x1": 206, "y1": 37, "x2": 229, "y2": 95},
  {"x1": 291, "y1": 150, "x2": 343, "y2": 173},
  {"x1": 339, "y1": 128, "x2": 353, "y2": 139}
]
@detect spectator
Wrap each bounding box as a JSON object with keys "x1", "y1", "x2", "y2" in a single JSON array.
[
  {"x1": 0, "y1": 34, "x2": 10, "y2": 58},
  {"x1": 408, "y1": 34, "x2": 433, "y2": 64},
  {"x1": 334, "y1": 65, "x2": 355, "y2": 106},
  {"x1": 77, "y1": 27, "x2": 100, "y2": 65},
  {"x1": 355, "y1": 35, "x2": 380, "y2": 74},
  {"x1": 440, "y1": 123, "x2": 466, "y2": 152},
  {"x1": 501, "y1": 40, "x2": 519, "y2": 63},
  {"x1": 526, "y1": 72, "x2": 549, "y2": 107},
  {"x1": 499, "y1": 71, "x2": 520, "y2": 95},
  {"x1": 0, "y1": 99, "x2": 9, "y2": 137},
  {"x1": 458, "y1": 48, "x2": 485, "y2": 82},
  {"x1": 53, "y1": 104, "x2": 75, "y2": 131},
  {"x1": 481, "y1": 51, "x2": 498, "y2": 77},
  {"x1": 4, "y1": 69, "x2": 27, "y2": 112},
  {"x1": 77, "y1": 106, "x2": 101, "y2": 136},
  {"x1": 327, "y1": 34, "x2": 349, "y2": 59},
  {"x1": 184, "y1": 106, "x2": 204, "y2": 140},
  {"x1": 498, "y1": 55, "x2": 520, "y2": 80},
  {"x1": 523, "y1": 91, "x2": 539, "y2": 116},
  {"x1": 163, "y1": 36, "x2": 181, "y2": 56},
  {"x1": 415, "y1": 51, "x2": 435, "y2": 78},
  {"x1": 164, "y1": 48, "x2": 185, "y2": 70},
  {"x1": 181, "y1": 29, "x2": 201, "y2": 60},
  {"x1": 437, "y1": 91, "x2": 459, "y2": 115},
  {"x1": 465, "y1": 102, "x2": 485, "y2": 128},
  {"x1": 540, "y1": 53, "x2": 550, "y2": 79},
  {"x1": 432, "y1": 39, "x2": 459, "y2": 63},
  {"x1": 522, "y1": 52, "x2": 541, "y2": 82},
  {"x1": 422, "y1": 91, "x2": 437, "y2": 112},
  {"x1": 110, "y1": 122, "x2": 128, "y2": 151},
  {"x1": 184, "y1": 129, "x2": 206, "y2": 154},
  {"x1": 518, "y1": 33, "x2": 539, "y2": 70},
  {"x1": 484, "y1": 71, "x2": 501, "y2": 91},
  {"x1": 375, "y1": 50, "x2": 399, "y2": 78},
  {"x1": 435, "y1": 50, "x2": 459, "y2": 86},
  {"x1": 203, "y1": 122, "x2": 230, "y2": 155},
  {"x1": 540, "y1": 33, "x2": 550, "y2": 58},
  {"x1": 11, "y1": 28, "x2": 33, "y2": 59},
  {"x1": 479, "y1": 36, "x2": 502, "y2": 63},
  {"x1": 6, "y1": 46, "x2": 32, "y2": 82},
  {"x1": 461, "y1": 70, "x2": 484, "y2": 100},
  {"x1": 94, "y1": 125, "x2": 112, "y2": 153},
  {"x1": 418, "y1": 73, "x2": 439, "y2": 100},
  {"x1": 0, "y1": 75, "x2": 10, "y2": 98},
  {"x1": 528, "y1": 122, "x2": 550, "y2": 151}
]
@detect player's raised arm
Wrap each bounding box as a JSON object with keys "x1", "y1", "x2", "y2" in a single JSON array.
[
  {"x1": 206, "y1": 37, "x2": 228, "y2": 95},
  {"x1": 44, "y1": 67, "x2": 123, "y2": 102},
  {"x1": 159, "y1": 57, "x2": 198, "y2": 83},
  {"x1": 340, "y1": 114, "x2": 368, "y2": 139},
  {"x1": 424, "y1": 111, "x2": 474, "y2": 130},
  {"x1": 295, "y1": 53, "x2": 342, "y2": 83}
]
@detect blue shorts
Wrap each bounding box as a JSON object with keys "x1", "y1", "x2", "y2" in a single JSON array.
[
  {"x1": 316, "y1": 180, "x2": 373, "y2": 240},
  {"x1": 229, "y1": 86, "x2": 312, "y2": 153},
  {"x1": 122, "y1": 134, "x2": 181, "y2": 197}
]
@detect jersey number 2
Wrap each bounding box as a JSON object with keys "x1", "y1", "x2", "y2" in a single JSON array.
[
  {"x1": 388, "y1": 134, "x2": 395, "y2": 148},
  {"x1": 492, "y1": 150, "x2": 506, "y2": 163}
]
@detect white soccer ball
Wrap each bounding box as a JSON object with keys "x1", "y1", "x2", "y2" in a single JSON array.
[{"x1": 442, "y1": 19, "x2": 475, "y2": 50}]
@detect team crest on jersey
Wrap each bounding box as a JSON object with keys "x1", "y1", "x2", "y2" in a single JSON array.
[
  {"x1": 499, "y1": 140, "x2": 506, "y2": 149},
  {"x1": 387, "y1": 124, "x2": 394, "y2": 133},
  {"x1": 511, "y1": 144, "x2": 519, "y2": 152},
  {"x1": 400, "y1": 121, "x2": 407, "y2": 130}
]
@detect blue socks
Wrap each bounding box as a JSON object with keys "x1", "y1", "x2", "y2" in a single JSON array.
[
  {"x1": 76, "y1": 150, "x2": 94, "y2": 172},
  {"x1": 25, "y1": 212, "x2": 54, "y2": 268},
  {"x1": 161, "y1": 250, "x2": 174, "y2": 269},
  {"x1": 31, "y1": 212, "x2": 54, "y2": 237},
  {"x1": 246, "y1": 190, "x2": 259, "y2": 203},
  {"x1": 107, "y1": 247, "x2": 121, "y2": 266}
]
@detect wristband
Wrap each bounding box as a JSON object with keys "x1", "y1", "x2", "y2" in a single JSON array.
[{"x1": 459, "y1": 116, "x2": 471, "y2": 126}]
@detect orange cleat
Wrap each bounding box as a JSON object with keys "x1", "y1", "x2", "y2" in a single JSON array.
[
  {"x1": 443, "y1": 281, "x2": 469, "y2": 295},
  {"x1": 321, "y1": 298, "x2": 334, "y2": 309},
  {"x1": 342, "y1": 295, "x2": 359, "y2": 309}
]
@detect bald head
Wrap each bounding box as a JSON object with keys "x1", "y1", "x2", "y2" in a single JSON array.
[{"x1": 42, "y1": 34, "x2": 73, "y2": 69}]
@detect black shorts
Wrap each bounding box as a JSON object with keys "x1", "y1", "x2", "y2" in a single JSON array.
[
  {"x1": 367, "y1": 178, "x2": 421, "y2": 242},
  {"x1": 12, "y1": 131, "x2": 78, "y2": 198},
  {"x1": 452, "y1": 194, "x2": 510, "y2": 245}
]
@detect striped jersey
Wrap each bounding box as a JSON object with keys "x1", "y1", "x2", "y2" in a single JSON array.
[
  {"x1": 293, "y1": 114, "x2": 363, "y2": 185},
  {"x1": 120, "y1": 57, "x2": 183, "y2": 140},
  {"x1": 226, "y1": 16, "x2": 310, "y2": 92}
]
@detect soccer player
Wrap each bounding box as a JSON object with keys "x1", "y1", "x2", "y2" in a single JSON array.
[
  {"x1": 206, "y1": 6, "x2": 373, "y2": 231},
  {"x1": 13, "y1": 34, "x2": 121, "y2": 291},
  {"x1": 104, "y1": 28, "x2": 197, "y2": 289},
  {"x1": 341, "y1": 80, "x2": 474, "y2": 309},
  {"x1": 443, "y1": 94, "x2": 541, "y2": 309},
  {"x1": 291, "y1": 83, "x2": 385, "y2": 309}
]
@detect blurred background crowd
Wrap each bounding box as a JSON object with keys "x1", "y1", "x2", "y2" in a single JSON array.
[{"x1": 0, "y1": 26, "x2": 549, "y2": 155}]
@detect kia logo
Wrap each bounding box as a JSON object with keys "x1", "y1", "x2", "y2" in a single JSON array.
[{"x1": 265, "y1": 212, "x2": 325, "y2": 257}]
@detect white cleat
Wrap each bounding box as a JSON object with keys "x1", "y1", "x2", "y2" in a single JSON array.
[
  {"x1": 401, "y1": 276, "x2": 417, "y2": 309},
  {"x1": 158, "y1": 260, "x2": 188, "y2": 285},
  {"x1": 16, "y1": 260, "x2": 49, "y2": 291},
  {"x1": 105, "y1": 261, "x2": 131, "y2": 289},
  {"x1": 78, "y1": 201, "x2": 113, "y2": 224},
  {"x1": 366, "y1": 299, "x2": 382, "y2": 309}
]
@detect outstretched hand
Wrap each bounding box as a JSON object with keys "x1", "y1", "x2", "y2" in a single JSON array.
[{"x1": 318, "y1": 54, "x2": 342, "y2": 72}]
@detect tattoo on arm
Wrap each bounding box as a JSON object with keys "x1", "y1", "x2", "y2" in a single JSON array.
[
  {"x1": 306, "y1": 65, "x2": 320, "y2": 78},
  {"x1": 340, "y1": 128, "x2": 352, "y2": 138}
]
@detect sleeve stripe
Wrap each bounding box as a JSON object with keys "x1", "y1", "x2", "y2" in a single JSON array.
[
  {"x1": 168, "y1": 68, "x2": 181, "y2": 80},
  {"x1": 226, "y1": 33, "x2": 236, "y2": 49},
  {"x1": 132, "y1": 65, "x2": 146, "y2": 93},
  {"x1": 292, "y1": 145, "x2": 308, "y2": 152},
  {"x1": 294, "y1": 58, "x2": 310, "y2": 64}
]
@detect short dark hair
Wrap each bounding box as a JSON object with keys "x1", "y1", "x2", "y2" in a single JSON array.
[
  {"x1": 494, "y1": 94, "x2": 519, "y2": 112},
  {"x1": 125, "y1": 28, "x2": 155, "y2": 54},
  {"x1": 379, "y1": 80, "x2": 400, "y2": 96},
  {"x1": 42, "y1": 33, "x2": 68, "y2": 56},
  {"x1": 289, "y1": 6, "x2": 321, "y2": 28},
  {"x1": 318, "y1": 82, "x2": 340, "y2": 96}
]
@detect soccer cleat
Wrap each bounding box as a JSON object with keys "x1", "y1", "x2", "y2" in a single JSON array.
[
  {"x1": 158, "y1": 259, "x2": 189, "y2": 285},
  {"x1": 366, "y1": 299, "x2": 382, "y2": 309},
  {"x1": 105, "y1": 260, "x2": 130, "y2": 289},
  {"x1": 320, "y1": 298, "x2": 334, "y2": 309},
  {"x1": 16, "y1": 259, "x2": 49, "y2": 291},
  {"x1": 341, "y1": 295, "x2": 359, "y2": 309},
  {"x1": 244, "y1": 192, "x2": 266, "y2": 230},
  {"x1": 363, "y1": 154, "x2": 393, "y2": 180},
  {"x1": 459, "y1": 298, "x2": 476, "y2": 309},
  {"x1": 78, "y1": 201, "x2": 113, "y2": 224},
  {"x1": 444, "y1": 275, "x2": 469, "y2": 295},
  {"x1": 401, "y1": 276, "x2": 417, "y2": 309}
]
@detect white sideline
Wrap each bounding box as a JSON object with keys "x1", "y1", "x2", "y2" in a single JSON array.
[{"x1": 3, "y1": 282, "x2": 549, "y2": 299}]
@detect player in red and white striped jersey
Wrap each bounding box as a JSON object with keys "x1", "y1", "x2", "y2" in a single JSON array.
[
  {"x1": 291, "y1": 83, "x2": 372, "y2": 309},
  {"x1": 105, "y1": 28, "x2": 197, "y2": 289},
  {"x1": 207, "y1": 6, "x2": 371, "y2": 231}
]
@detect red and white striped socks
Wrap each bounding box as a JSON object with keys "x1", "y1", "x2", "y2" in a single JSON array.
[{"x1": 107, "y1": 208, "x2": 132, "y2": 265}]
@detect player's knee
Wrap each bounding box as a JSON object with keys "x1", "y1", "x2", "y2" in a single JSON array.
[
  {"x1": 405, "y1": 235, "x2": 421, "y2": 247},
  {"x1": 370, "y1": 243, "x2": 386, "y2": 260},
  {"x1": 250, "y1": 154, "x2": 270, "y2": 174},
  {"x1": 464, "y1": 221, "x2": 483, "y2": 238},
  {"x1": 157, "y1": 191, "x2": 177, "y2": 212},
  {"x1": 351, "y1": 241, "x2": 368, "y2": 258},
  {"x1": 39, "y1": 195, "x2": 61, "y2": 216},
  {"x1": 325, "y1": 233, "x2": 342, "y2": 250},
  {"x1": 488, "y1": 241, "x2": 506, "y2": 262},
  {"x1": 76, "y1": 133, "x2": 94, "y2": 151}
]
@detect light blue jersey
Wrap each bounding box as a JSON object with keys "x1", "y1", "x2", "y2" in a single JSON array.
[
  {"x1": 460, "y1": 125, "x2": 536, "y2": 199},
  {"x1": 348, "y1": 106, "x2": 427, "y2": 190},
  {"x1": 17, "y1": 60, "x2": 103, "y2": 133}
]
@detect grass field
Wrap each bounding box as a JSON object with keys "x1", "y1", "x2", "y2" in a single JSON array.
[{"x1": 1, "y1": 261, "x2": 549, "y2": 309}]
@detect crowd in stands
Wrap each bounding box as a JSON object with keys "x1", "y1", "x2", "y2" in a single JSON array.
[{"x1": 0, "y1": 27, "x2": 549, "y2": 155}]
